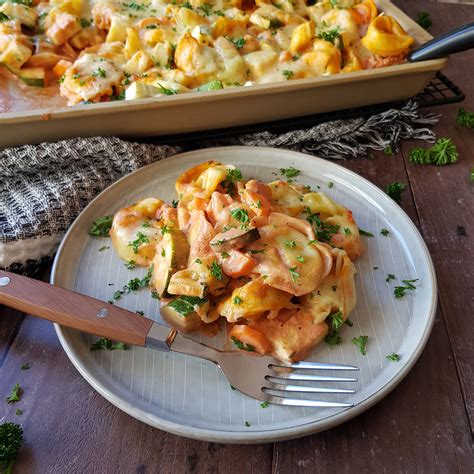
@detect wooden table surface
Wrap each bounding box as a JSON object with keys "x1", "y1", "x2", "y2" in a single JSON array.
[{"x1": 1, "y1": 1, "x2": 473, "y2": 472}]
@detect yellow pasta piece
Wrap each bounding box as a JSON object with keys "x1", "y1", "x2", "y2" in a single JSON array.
[
  {"x1": 219, "y1": 278, "x2": 294, "y2": 323},
  {"x1": 290, "y1": 21, "x2": 315, "y2": 54},
  {"x1": 362, "y1": 15, "x2": 414, "y2": 57}
]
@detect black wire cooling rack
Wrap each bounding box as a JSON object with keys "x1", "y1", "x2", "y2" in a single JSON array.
[{"x1": 147, "y1": 72, "x2": 464, "y2": 145}]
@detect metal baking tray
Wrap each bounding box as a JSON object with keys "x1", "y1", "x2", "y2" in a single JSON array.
[{"x1": 0, "y1": 0, "x2": 447, "y2": 149}]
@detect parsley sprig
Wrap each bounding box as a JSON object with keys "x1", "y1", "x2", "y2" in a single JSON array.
[
  {"x1": 352, "y1": 335, "x2": 368, "y2": 355},
  {"x1": 416, "y1": 11, "x2": 432, "y2": 30},
  {"x1": 385, "y1": 181, "x2": 407, "y2": 204},
  {"x1": 324, "y1": 311, "x2": 344, "y2": 345},
  {"x1": 457, "y1": 108, "x2": 474, "y2": 128},
  {"x1": 113, "y1": 265, "x2": 154, "y2": 300},
  {"x1": 128, "y1": 232, "x2": 149, "y2": 253},
  {"x1": 394, "y1": 279, "x2": 419, "y2": 298},
  {"x1": 231, "y1": 336, "x2": 255, "y2": 352},
  {"x1": 88, "y1": 215, "x2": 113, "y2": 237},
  {"x1": 90, "y1": 338, "x2": 126, "y2": 351},
  {"x1": 409, "y1": 138, "x2": 459, "y2": 166},
  {"x1": 6, "y1": 384, "x2": 22, "y2": 404}
]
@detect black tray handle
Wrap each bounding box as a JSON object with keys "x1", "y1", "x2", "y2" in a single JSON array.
[{"x1": 408, "y1": 22, "x2": 474, "y2": 62}]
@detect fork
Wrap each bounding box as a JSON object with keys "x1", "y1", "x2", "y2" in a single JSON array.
[{"x1": 0, "y1": 270, "x2": 358, "y2": 408}]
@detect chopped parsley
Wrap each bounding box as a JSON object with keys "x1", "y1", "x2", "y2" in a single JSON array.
[
  {"x1": 145, "y1": 24, "x2": 158, "y2": 29},
  {"x1": 195, "y1": 258, "x2": 202, "y2": 264},
  {"x1": 128, "y1": 232, "x2": 149, "y2": 253},
  {"x1": 6, "y1": 384, "x2": 21, "y2": 404},
  {"x1": 416, "y1": 11, "x2": 432, "y2": 30},
  {"x1": 113, "y1": 265, "x2": 154, "y2": 300},
  {"x1": 125, "y1": 260, "x2": 136, "y2": 270},
  {"x1": 80, "y1": 18, "x2": 92, "y2": 28},
  {"x1": 381, "y1": 228, "x2": 390, "y2": 236},
  {"x1": 245, "y1": 421, "x2": 251, "y2": 427},
  {"x1": 358, "y1": 228, "x2": 374, "y2": 237},
  {"x1": 327, "y1": 181, "x2": 334, "y2": 188},
  {"x1": 385, "y1": 181, "x2": 407, "y2": 204},
  {"x1": 260, "y1": 401, "x2": 269, "y2": 408},
  {"x1": 279, "y1": 166, "x2": 300, "y2": 180},
  {"x1": 182, "y1": 1, "x2": 193, "y2": 8},
  {"x1": 221, "y1": 252, "x2": 230, "y2": 259},
  {"x1": 141, "y1": 221, "x2": 151, "y2": 228},
  {"x1": 282, "y1": 69, "x2": 294, "y2": 80},
  {"x1": 296, "y1": 255, "x2": 305, "y2": 263},
  {"x1": 248, "y1": 249, "x2": 265, "y2": 254},
  {"x1": 386, "y1": 273, "x2": 396, "y2": 282},
  {"x1": 90, "y1": 338, "x2": 126, "y2": 351},
  {"x1": 158, "y1": 84, "x2": 179, "y2": 95},
  {"x1": 171, "y1": 199, "x2": 179, "y2": 208},
  {"x1": 92, "y1": 67, "x2": 106, "y2": 78},
  {"x1": 324, "y1": 311, "x2": 343, "y2": 345},
  {"x1": 20, "y1": 363, "x2": 29, "y2": 371},
  {"x1": 122, "y1": 1, "x2": 147, "y2": 11},
  {"x1": 88, "y1": 215, "x2": 113, "y2": 237},
  {"x1": 383, "y1": 145, "x2": 395, "y2": 156},
  {"x1": 231, "y1": 336, "x2": 255, "y2": 352},
  {"x1": 409, "y1": 138, "x2": 459, "y2": 166},
  {"x1": 225, "y1": 36, "x2": 246, "y2": 49},
  {"x1": 230, "y1": 384, "x2": 236, "y2": 390},
  {"x1": 197, "y1": 2, "x2": 213, "y2": 15},
  {"x1": 233, "y1": 296, "x2": 243, "y2": 305},
  {"x1": 230, "y1": 208, "x2": 249, "y2": 225},
  {"x1": 208, "y1": 261, "x2": 223, "y2": 280},
  {"x1": 317, "y1": 25, "x2": 341, "y2": 44},
  {"x1": 457, "y1": 108, "x2": 474, "y2": 128},
  {"x1": 269, "y1": 18, "x2": 284, "y2": 29},
  {"x1": 161, "y1": 248, "x2": 166, "y2": 257},
  {"x1": 373, "y1": 266, "x2": 379, "y2": 270},
  {"x1": 0, "y1": 12, "x2": 10, "y2": 21},
  {"x1": 168, "y1": 296, "x2": 208, "y2": 316},
  {"x1": 151, "y1": 290, "x2": 160, "y2": 300},
  {"x1": 98, "y1": 246, "x2": 109, "y2": 252},
  {"x1": 160, "y1": 224, "x2": 171, "y2": 235},
  {"x1": 394, "y1": 279, "x2": 419, "y2": 298},
  {"x1": 220, "y1": 168, "x2": 243, "y2": 194},
  {"x1": 306, "y1": 211, "x2": 340, "y2": 243},
  {"x1": 344, "y1": 227, "x2": 352, "y2": 236},
  {"x1": 15, "y1": 409, "x2": 23, "y2": 416},
  {"x1": 136, "y1": 310, "x2": 145, "y2": 316},
  {"x1": 284, "y1": 240, "x2": 297, "y2": 249},
  {"x1": 345, "y1": 318, "x2": 353, "y2": 327},
  {"x1": 289, "y1": 267, "x2": 300, "y2": 282},
  {"x1": 386, "y1": 352, "x2": 401, "y2": 362},
  {"x1": 331, "y1": 285, "x2": 338, "y2": 292},
  {"x1": 352, "y1": 335, "x2": 368, "y2": 355}
]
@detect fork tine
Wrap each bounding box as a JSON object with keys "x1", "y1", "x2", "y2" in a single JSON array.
[
  {"x1": 267, "y1": 373, "x2": 358, "y2": 382},
  {"x1": 264, "y1": 384, "x2": 355, "y2": 394},
  {"x1": 266, "y1": 396, "x2": 353, "y2": 408},
  {"x1": 273, "y1": 361, "x2": 359, "y2": 371}
]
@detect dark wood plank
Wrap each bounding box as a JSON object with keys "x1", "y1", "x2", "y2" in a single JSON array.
[
  {"x1": 0, "y1": 305, "x2": 25, "y2": 367},
  {"x1": 396, "y1": 0, "x2": 474, "y2": 432},
  {"x1": 0, "y1": 315, "x2": 274, "y2": 473}
]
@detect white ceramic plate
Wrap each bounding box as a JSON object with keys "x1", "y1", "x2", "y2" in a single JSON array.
[{"x1": 51, "y1": 147, "x2": 437, "y2": 443}]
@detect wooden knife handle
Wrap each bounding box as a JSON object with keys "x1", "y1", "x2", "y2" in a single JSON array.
[{"x1": 0, "y1": 270, "x2": 153, "y2": 346}]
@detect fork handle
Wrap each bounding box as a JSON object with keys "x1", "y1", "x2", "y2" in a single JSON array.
[{"x1": 0, "y1": 270, "x2": 154, "y2": 346}]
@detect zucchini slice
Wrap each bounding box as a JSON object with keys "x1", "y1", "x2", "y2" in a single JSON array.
[
  {"x1": 18, "y1": 67, "x2": 46, "y2": 87},
  {"x1": 195, "y1": 80, "x2": 223, "y2": 92},
  {"x1": 161, "y1": 295, "x2": 208, "y2": 333},
  {"x1": 152, "y1": 229, "x2": 190, "y2": 297},
  {"x1": 210, "y1": 227, "x2": 260, "y2": 252}
]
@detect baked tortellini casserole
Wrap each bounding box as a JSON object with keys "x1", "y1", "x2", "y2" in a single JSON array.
[
  {"x1": 0, "y1": 0, "x2": 415, "y2": 106},
  {"x1": 109, "y1": 161, "x2": 365, "y2": 362}
]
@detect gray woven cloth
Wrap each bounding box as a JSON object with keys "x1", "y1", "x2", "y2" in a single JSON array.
[{"x1": 0, "y1": 101, "x2": 438, "y2": 275}]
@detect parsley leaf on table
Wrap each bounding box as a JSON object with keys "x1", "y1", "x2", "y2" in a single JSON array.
[{"x1": 385, "y1": 182, "x2": 407, "y2": 204}]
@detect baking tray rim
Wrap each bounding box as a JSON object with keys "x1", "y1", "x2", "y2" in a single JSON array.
[{"x1": 0, "y1": 0, "x2": 448, "y2": 124}]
